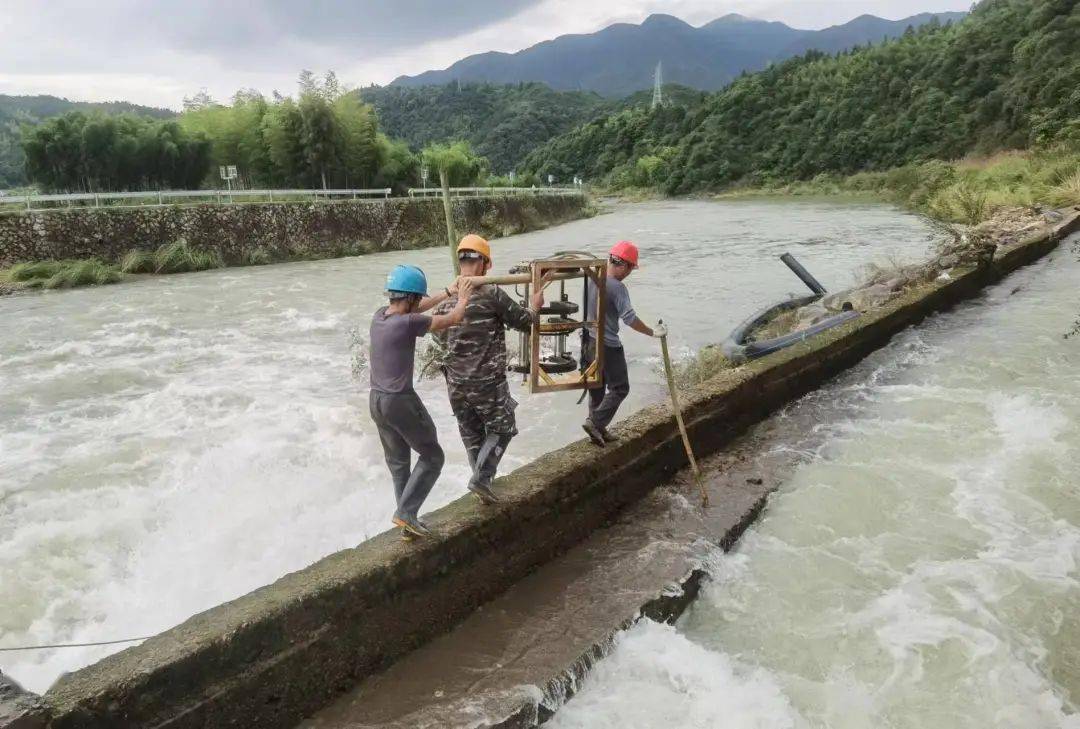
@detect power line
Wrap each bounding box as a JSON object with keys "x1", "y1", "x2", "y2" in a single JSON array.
[{"x1": 0, "y1": 636, "x2": 153, "y2": 652}]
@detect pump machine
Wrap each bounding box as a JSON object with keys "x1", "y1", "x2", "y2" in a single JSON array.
[{"x1": 473, "y1": 252, "x2": 607, "y2": 394}]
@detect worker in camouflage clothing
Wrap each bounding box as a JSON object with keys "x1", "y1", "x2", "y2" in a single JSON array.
[{"x1": 433, "y1": 234, "x2": 544, "y2": 504}]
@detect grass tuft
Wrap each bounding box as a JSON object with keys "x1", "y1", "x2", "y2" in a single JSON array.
[
  {"x1": 670, "y1": 345, "x2": 734, "y2": 390},
  {"x1": 153, "y1": 239, "x2": 224, "y2": 273},
  {"x1": 3, "y1": 259, "x2": 123, "y2": 289},
  {"x1": 120, "y1": 249, "x2": 156, "y2": 274},
  {"x1": 1047, "y1": 171, "x2": 1080, "y2": 208},
  {"x1": 42, "y1": 259, "x2": 123, "y2": 289},
  {"x1": 7, "y1": 260, "x2": 65, "y2": 282}
]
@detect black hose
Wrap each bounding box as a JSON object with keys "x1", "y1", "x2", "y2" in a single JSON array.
[{"x1": 780, "y1": 253, "x2": 828, "y2": 295}]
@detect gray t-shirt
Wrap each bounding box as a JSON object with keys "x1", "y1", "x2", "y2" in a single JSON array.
[
  {"x1": 587, "y1": 275, "x2": 639, "y2": 347},
  {"x1": 369, "y1": 307, "x2": 431, "y2": 393}
]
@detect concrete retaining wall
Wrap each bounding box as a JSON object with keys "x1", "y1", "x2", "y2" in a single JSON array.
[
  {"x1": 0, "y1": 195, "x2": 588, "y2": 268},
  {"x1": 8, "y1": 209, "x2": 1078, "y2": 729}
]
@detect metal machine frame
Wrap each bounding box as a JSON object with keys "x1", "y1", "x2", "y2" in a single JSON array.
[{"x1": 527, "y1": 256, "x2": 607, "y2": 393}]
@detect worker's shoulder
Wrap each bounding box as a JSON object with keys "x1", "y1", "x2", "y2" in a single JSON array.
[
  {"x1": 468, "y1": 284, "x2": 517, "y2": 310},
  {"x1": 605, "y1": 276, "x2": 630, "y2": 297}
]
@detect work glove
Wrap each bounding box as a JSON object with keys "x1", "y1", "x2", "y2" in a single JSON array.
[{"x1": 653, "y1": 322, "x2": 668, "y2": 338}]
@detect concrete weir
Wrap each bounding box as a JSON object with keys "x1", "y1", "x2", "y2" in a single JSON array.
[{"x1": 5, "y1": 209, "x2": 1078, "y2": 729}]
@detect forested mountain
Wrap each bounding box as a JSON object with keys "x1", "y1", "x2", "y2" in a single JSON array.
[
  {"x1": 358, "y1": 82, "x2": 706, "y2": 173},
  {"x1": 0, "y1": 95, "x2": 174, "y2": 188},
  {"x1": 359, "y1": 83, "x2": 606, "y2": 174},
  {"x1": 520, "y1": 0, "x2": 1080, "y2": 193},
  {"x1": 391, "y1": 11, "x2": 966, "y2": 97}
]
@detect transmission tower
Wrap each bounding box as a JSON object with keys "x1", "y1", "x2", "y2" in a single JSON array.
[{"x1": 651, "y1": 61, "x2": 663, "y2": 109}]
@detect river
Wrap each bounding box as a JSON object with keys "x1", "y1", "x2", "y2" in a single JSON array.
[
  {"x1": 549, "y1": 238, "x2": 1080, "y2": 728},
  {"x1": 0, "y1": 200, "x2": 931, "y2": 692}
]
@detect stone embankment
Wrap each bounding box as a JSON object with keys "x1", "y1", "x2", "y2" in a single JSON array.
[
  {"x1": 4, "y1": 207, "x2": 1077, "y2": 729},
  {"x1": 0, "y1": 195, "x2": 588, "y2": 269}
]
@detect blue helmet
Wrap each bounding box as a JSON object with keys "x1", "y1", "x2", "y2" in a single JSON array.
[{"x1": 386, "y1": 265, "x2": 428, "y2": 297}]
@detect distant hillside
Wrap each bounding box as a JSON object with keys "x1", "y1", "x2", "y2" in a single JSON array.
[
  {"x1": 359, "y1": 81, "x2": 704, "y2": 173},
  {"x1": 0, "y1": 95, "x2": 174, "y2": 188},
  {"x1": 520, "y1": 0, "x2": 1079, "y2": 192},
  {"x1": 392, "y1": 11, "x2": 967, "y2": 97}
]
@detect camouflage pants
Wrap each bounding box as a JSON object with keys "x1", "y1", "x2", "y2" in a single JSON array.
[{"x1": 446, "y1": 378, "x2": 518, "y2": 486}]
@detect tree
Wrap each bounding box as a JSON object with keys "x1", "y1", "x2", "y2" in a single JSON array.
[
  {"x1": 22, "y1": 111, "x2": 210, "y2": 192},
  {"x1": 262, "y1": 98, "x2": 305, "y2": 186},
  {"x1": 334, "y1": 94, "x2": 379, "y2": 188},
  {"x1": 182, "y1": 88, "x2": 217, "y2": 112},
  {"x1": 373, "y1": 134, "x2": 419, "y2": 193},
  {"x1": 298, "y1": 91, "x2": 340, "y2": 189},
  {"x1": 422, "y1": 141, "x2": 489, "y2": 273}
]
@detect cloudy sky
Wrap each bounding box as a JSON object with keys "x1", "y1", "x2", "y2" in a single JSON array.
[{"x1": 0, "y1": 0, "x2": 972, "y2": 110}]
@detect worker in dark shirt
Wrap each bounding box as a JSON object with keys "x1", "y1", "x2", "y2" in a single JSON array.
[
  {"x1": 581, "y1": 241, "x2": 666, "y2": 446},
  {"x1": 369, "y1": 265, "x2": 473, "y2": 539},
  {"x1": 433, "y1": 234, "x2": 544, "y2": 504}
]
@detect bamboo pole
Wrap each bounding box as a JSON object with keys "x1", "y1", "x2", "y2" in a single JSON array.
[
  {"x1": 439, "y1": 168, "x2": 458, "y2": 276},
  {"x1": 462, "y1": 271, "x2": 582, "y2": 286},
  {"x1": 658, "y1": 321, "x2": 709, "y2": 507}
]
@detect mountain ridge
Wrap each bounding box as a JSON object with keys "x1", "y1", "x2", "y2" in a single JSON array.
[{"x1": 391, "y1": 10, "x2": 968, "y2": 97}]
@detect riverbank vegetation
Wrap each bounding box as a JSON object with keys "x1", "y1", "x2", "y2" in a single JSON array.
[
  {"x1": 522, "y1": 0, "x2": 1080, "y2": 223},
  {"x1": 120, "y1": 240, "x2": 224, "y2": 274},
  {"x1": 22, "y1": 115, "x2": 210, "y2": 192},
  {"x1": 1, "y1": 259, "x2": 123, "y2": 290},
  {"x1": 722, "y1": 149, "x2": 1080, "y2": 224},
  {"x1": 17, "y1": 72, "x2": 487, "y2": 194},
  {"x1": 0, "y1": 95, "x2": 175, "y2": 189}
]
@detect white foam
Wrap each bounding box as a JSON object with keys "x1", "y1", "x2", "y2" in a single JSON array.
[{"x1": 548, "y1": 620, "x2": 805, "y2": 729}]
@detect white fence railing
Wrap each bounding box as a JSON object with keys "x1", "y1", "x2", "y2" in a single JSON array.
[
  {"x1": 0, "y1": 186, "x2": 583, "y2": 211},
  {"x1": 407, "y1": 186, "x2": 583, "y2": 198},
  {"x1": 0, "y1": 188, "x2": 393, "y2": 210}
]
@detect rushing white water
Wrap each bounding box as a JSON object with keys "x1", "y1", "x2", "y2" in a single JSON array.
[
  {"x1": 0, "y1": 200, "x2": 931, "y2": 692},
  {"x1": 550, "y1": 240, "x2": 1080, "y2": 728}
]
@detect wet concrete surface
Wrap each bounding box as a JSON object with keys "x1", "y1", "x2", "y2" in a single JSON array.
[{"x1": 299, "y1": 400, "x2": 835, "y2": 729}]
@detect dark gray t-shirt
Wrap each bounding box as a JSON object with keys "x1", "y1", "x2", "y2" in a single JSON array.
[
  {"x1": 587, "y1": 276, "x2": 639, "y2": 347},
  {"x1": 369, "y1": 307, "x2": 431, "y2": 393}
]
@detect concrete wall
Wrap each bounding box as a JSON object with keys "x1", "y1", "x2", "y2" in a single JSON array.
[
  {"x1": 8, "y1": 210, "x2": 1078, "y2": 729},
  {"x1": 0, "y1": 195, "x2": 588, "y2": 268}
]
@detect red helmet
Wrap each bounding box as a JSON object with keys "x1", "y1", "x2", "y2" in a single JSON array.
[{"x1": 609, "y1": 240, "x2": 639, "y2": 268}]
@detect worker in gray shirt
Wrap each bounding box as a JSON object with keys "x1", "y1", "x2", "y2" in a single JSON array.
[
  {"x1": 369, "y1": 265, "x2": 473, "y2": 539},
  {"x1": 581, "y1": 241, "x2": 666, "y2": 446}
]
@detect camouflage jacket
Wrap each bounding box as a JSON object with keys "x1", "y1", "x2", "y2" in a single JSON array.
[{"x1": 432, "y1": 284, "x2": 534, "y2": 385}]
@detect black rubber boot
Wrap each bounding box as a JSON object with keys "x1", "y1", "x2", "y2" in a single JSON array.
[
  {"x1": 468, "y1": 480, "x2": 500, "y2": 504},
  {"x1": 582, "y1": 419, "x2": 606, "y2": 447}
]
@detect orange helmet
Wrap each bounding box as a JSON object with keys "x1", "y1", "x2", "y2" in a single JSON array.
[
  {"x1": 609, "y1": 240, "x2": 639, "y2": 268},
  {"x1": 458, "y1": 234, "x2": 491, "y2": 261}
]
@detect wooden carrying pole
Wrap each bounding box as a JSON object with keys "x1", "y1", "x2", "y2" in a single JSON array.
[
  {"x1": 463, "y1": 271, "x2": 581, "y2": 286},
  {"x1": 658, "y1": 321, "x2": 709, "y2": 507}
]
